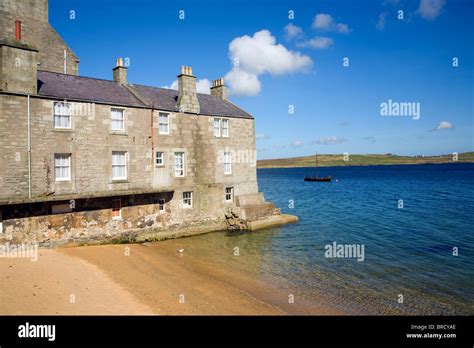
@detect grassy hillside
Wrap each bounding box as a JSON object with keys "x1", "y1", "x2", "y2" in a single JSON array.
[{"x1": 257, "y1": 152, "x2": 474, "y2": 168}]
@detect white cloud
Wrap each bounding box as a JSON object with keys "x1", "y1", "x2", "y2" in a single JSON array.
[
  {"x1": 228, "y1": 30, "x2": 312, "y2": 76},
  {"x1": 290, "y1": 140, "x2": 304, "y2": 148},
  {"x1": 312, "y1": 13, "x2": 351, "y2": 33},
  {"x1": 418, "y1": 0, "x2": 446, "y2": 20},
  {"x1": 284, "y1": 23, "x2": 303, "y2": 40},
  {"x1": 297, "y1": 36, "x2": 333, "y2": 49},
  {"x1": 225, "y1": 30, "x2": 313, "y2": 97},
  {"x1": 224, "y1": 68, "x2": 261, "y2": 97},
  {"x1": 435, "y1": 121, "x2": 453, "y2": 130},
  {"x1": 314, "y1": 136, "x2": 348, "y2": 145},
  {"x1": 336, "y1": 23, "x2": 350, "y2": 33},
  {"x1": 313, "y1": 14, "x2": 333, "y2": 30},
  {"x1": 163, "y1": 78, "x2": 211, "y2": 94},
  {"x1": 376, "y1": 12, "x2": 388, "y2": 31}
]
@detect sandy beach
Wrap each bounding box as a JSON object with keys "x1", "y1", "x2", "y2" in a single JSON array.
[{"x1": 0, "y1": 241, "x2": 342, "y2": 315}]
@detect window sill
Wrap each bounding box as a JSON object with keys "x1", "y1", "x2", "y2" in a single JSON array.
[
  {"x1": 53, "y1": 128, "x2": 73, "y2": 132},
  {"x1": 111, "y1": 179, "x2": 129, "y2": 183},
  {"x1": 110, "y1": 131, "x2": 128, "y2": 136}
]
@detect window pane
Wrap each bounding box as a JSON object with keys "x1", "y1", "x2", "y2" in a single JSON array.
[
  {"x1": 222, "y1": 119, "x2": 229, "y2": 137},
  {"x1": 111, "y1": 109, "x2": 124, "y2": 131},
  {"x1": 159, "y1": 113, "x2": 169, "y2": 134},
  {"x1": 54, "y1": 154, "x2": 70, "y2": 180},
  {"x1": 214, "y1": 118, "x2": 221, "y2": 137}
]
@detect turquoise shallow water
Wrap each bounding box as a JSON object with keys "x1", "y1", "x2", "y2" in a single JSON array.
[{"x1": 172, "y1": 163, "x2": 474, "y2": 314}]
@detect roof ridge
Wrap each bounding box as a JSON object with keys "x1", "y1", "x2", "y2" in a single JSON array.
[{"x1": 38, "y1": 70, "x2": 116, "y2": 84}]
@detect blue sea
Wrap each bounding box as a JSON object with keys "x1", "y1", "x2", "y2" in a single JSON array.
[{"x1": 169, "y1": 163, "x2": 474, "y2": 314}]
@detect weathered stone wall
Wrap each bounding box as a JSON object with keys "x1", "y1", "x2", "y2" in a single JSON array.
[
  {"x1": 0, "y1": 43, "x2": 38, "y2": 93},
  {"x1": 0, "y1": 0, "x2": 79, "y2": 75},
  {"x1": 0, "y1": 93, "x2": 258, "y2": 245}
]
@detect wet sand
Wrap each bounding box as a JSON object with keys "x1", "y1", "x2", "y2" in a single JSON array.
[{"x1": 1, "y1": 242, "x2": 342, "y2": 315}]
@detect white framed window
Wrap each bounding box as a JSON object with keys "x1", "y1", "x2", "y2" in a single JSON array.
[
  {"x1": 213, "y1": 118, "x2": 221, "y2": 137},
  {"x1": 222, "y1": 119, "x2": 229, "y2": 137},
  {"x1": 224, "y1": 151, "x2": 232, "y2": 175},
  {"x1": 54, "y1": 154, "x2": 71, "y2": 181},
  {"x1": 183, "y1": 191, "x2": 193, "y2": 208},
  {"x1": 111, "y1": 108, "x2": 125, "y2": 131},
  {"x1": 158, "y1": 199, "x2": 165, "y2": 212},
  {"x1": 54, "y1": 102, "x2": 71, "y2": 128},
  {"x1": 0, "y1": 209, "x2": 3, "y2": 234},
  {"x1": 214, "y1": 118, "x2": 230, "y2": 138},
  {"x1": 159, "y1": 112, "x2": 170, "y2": 134},
  {"x1": 155, "y1": 151, "x2": 164, "y2": 166},
  {"x1": 225, "y1": 187, "x2": 234, "y2": 202},
  {"x1": 112, "y1": 151, "x2": 127, "y2": 180},
  {"x1": 174, "y1": 152, "x2": 185, "y2": 177}
]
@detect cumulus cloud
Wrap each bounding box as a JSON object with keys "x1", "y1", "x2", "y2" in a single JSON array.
[
  {"x1": 163, "y1": 78, "x2": 212, "y2": 94},
  {"x1": 225, "y1": 68, "x2": 261, "y2": 97},
  {"x1": 418, "y1": 0, "x2": 446, "y2": 20},
  {"x1": 225, "y1": 30, "x2": 313, "y2": 97},
  {"x1": 376, "y1": 12, "x2": 389, "y2": 31},
  {"x1": 296, "y1": 36, "x2": 333, "y2": 49},
  {"x1": 284, "y1": 23, "x2": 303, "y2": 40},
  {"x1": 312, "y1": 13, "x2": 351, "y2": 33},
  {"x1": 434, "y1": 121, "x2": 453, "y2": 131},
  {"x1": 314, "y1": 136, "x2": 348, "y2": 145}
]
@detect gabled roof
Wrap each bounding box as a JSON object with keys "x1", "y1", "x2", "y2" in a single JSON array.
[{"x1": 37, "y1": 71, "x2": 253, "y2": 119}]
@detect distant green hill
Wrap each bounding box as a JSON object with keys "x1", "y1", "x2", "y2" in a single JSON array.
[{"x1": 257, "y1": 152, "x2": 474, "y2": 168}]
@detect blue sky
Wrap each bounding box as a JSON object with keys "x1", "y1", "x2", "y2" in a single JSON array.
[{"x1": 50, "y1": 0, "x2": 473, "y2": 159}]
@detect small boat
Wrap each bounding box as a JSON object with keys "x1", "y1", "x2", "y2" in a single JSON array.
[
  {"x1": 304, "y1": 153, "x2": 332, "y2": 182},
  {"x1": 304, "y1": 176, "x2": 331, "y2": 182}
]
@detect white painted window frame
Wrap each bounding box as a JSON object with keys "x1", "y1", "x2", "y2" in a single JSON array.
[
  {"x1": 159, "y1": 112, "x2": 170, "y2": 135},
  {"x1": 54, "y1": 153, "x2": 71, "y2": 181}
]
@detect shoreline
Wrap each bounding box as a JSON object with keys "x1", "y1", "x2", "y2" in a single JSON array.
[
  {"x1": 0, "y1": 242, "x2": 342, "y2": 315},
  {"x1": 258, "y1": 161, "x2": 474, "y2": 169}
]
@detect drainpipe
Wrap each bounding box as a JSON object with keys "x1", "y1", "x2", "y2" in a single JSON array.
[{"x1": 27, "y1": 95, "x2": 32, "y2": 199}]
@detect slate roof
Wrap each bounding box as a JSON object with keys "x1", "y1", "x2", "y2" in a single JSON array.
[{"x1": 37, "y1": 71, "x2": 253, "y2": 119}]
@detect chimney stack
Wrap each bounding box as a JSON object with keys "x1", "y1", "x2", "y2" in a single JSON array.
[
  {"x1": 177, "y1": 66, "x2": 200, "y2": 114},
  {"x1": 113, "y1": 57, "x2": 127, "y2": 84},
  {"x1": 15, "y1": 20, "x2": 21, "y2": 41},
  {"x1": 210, "y1": 78, "x2": 227, "y2": 100}
]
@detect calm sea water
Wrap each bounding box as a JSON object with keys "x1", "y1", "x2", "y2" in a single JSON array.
[{"x1": 169, "y1": 163, "x2": 474, "y2": 314}]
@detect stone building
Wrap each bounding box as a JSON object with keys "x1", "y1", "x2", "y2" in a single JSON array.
[{"x1": 0, "y1": 0, "x2": 297, "y2": 246}]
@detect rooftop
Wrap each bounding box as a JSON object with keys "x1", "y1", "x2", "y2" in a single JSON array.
[{"x1": 37, "y1": 71, "x2": 253, "y2": 119}]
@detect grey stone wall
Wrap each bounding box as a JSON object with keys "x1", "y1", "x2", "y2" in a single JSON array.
[
  {"x1": 0, "y1": 0, "x2": 79, "y2": 75},
  {"x1": 0, "y1": 42, "x2": 38, "y2": 94},
  {"x1": 0, "y1": 93, "x2": 259, "y2": 244}
]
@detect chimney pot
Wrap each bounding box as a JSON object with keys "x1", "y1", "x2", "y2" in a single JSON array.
[
  {"x1": 15, "y1": 20, "x2": 21, "y2": 41},
  {"x1": 210, "y1": 78, "x2": 227, "y2": 100},
  {"x1": 113, "y1": 57, "x2": 127, "y2": 84}
]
